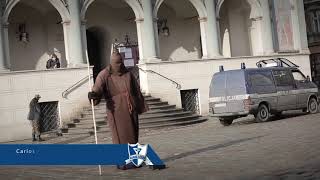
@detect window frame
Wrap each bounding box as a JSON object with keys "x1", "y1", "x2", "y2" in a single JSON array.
[
  {"x1": 291, "y1": 70, "x2": 307, "y2": 82},
  {"x1": 272, "y1": 69, "x2": 295, "y2": 87},
  {"x1": 248, "y1": 71, "x2": 275, "y2": 87}
]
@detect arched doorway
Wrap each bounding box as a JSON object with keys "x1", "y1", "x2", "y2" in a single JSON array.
[
  {"x1": 157, "y1": 0, "x2": 202, "y2": 61},
  {"x1": 8, "y1": 0, "x2": 66, "y2": 71},
  {"x1": 86, "y1": 27, "x2": 108, "y2": 81},
  {"x1": 219, "y1": 0, "x2": 263, "y2": 57},
  {"x1": 85, "y1": 0, "x2": 139, "y2": 77}
]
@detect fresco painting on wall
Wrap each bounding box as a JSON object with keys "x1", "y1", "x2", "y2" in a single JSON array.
[{"x1": 273, "y1": 0, "x2": 294, "y2": 51}]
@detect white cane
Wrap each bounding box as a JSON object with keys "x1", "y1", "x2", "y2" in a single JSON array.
[{"x1": 85, "y1": 51, "x2": 102, "y2": 176}]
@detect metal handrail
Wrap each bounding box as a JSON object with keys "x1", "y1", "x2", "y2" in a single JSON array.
[
  {"x1": 137, "y1": 67, "x2": 181, "y2": 90},
  {"x1": 62, "y1": 74, "x2": 93, "y2": 98},
  {"x1": 62, "y1": 67, "x2": 181, "y2": 98}
]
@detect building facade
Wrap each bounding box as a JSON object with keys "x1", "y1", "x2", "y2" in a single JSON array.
[
  {"x1": 0, "y1": 0, "x2": 311, "y2": 142},
  {"x1": 304, "y1": 0, "x2": 320, "y2": 86}
]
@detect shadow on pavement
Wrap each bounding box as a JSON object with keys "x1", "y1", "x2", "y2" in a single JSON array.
[
  {"x1": 231, "y1": 111, "x2": 309, "y2": 127},
  {"x1": 247, "y1": 160, "x2": 320, "y2": 180},
  {"x1": 163, "y1": 135, "x2": 265, "y2": 162}
]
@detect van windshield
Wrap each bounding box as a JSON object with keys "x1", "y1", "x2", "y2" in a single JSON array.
[{"x1": 292, "y1": 70, "x2": 306, "y2": 81}]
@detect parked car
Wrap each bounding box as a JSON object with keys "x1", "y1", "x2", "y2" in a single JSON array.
[{"x1": 209, "y1": 59, "x2": 319, "y2": 126}]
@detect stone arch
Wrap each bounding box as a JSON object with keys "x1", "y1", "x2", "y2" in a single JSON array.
[
  {"x1": 47, "y1": 0, "x2": 70, "y2": 21},
  {"x1": 81, "y1": 0, "x2": 144, "y2": 20},
  {"x1": 3, "y1": 0, "x2": 20, "y2": 22},
  {"x1": 3, "y1": 0, "x2": 70, "y2": 23},
  {"x1": 154, "y1": 0, "x2": 207, "y2": 18},
  {"x1": 188, "y1": 0, "x2": 207, "y2": 18},
  {"x1": 156, "y1": 0, "x2": 205, "y2": 60},
  {"x1": 153, "y1": 0, "x2": 164, "y2": 17},
  {"x1": 218, "y1": 0, "x2": 264, "y2": 57},
  {"x1": 216, "y1": 0, "x2": 262, "y2": 19}
]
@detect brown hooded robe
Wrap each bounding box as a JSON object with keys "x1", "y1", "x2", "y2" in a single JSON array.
[{"x1": 92, "y1": 66, "x2": 147, "y2": 144}]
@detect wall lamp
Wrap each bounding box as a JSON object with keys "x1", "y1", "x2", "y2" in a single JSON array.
[
  {"x1": 16, "y1": 23, "x2": 29, "y2": 44},
  {"x1": 157, "y1": 19, "x2": 170, "y2": 37}
]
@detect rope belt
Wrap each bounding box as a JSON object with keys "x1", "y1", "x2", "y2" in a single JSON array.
[
  {"x1": 108, "y1": 75, "x2": 134, "y2": 115},
  {"x1": 126, "y1": 92, "x2": 133, "y2": 114}
]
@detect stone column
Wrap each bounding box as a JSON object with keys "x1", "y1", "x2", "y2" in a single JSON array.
[
  {"x1": 81, "y1": 20, "x2": 88, "y2": 62},
  {"x1": 153, "y1": 18, "x2": 160, "y2": 57},
  {"x1": 291, "y1": 0, "x2": 309, "y2": 53},
  {"x1": 68, "y1": 0, "x2": 85, "y2": 66},
  {"x1": 2, "y1": 22, "x2": 10, "y2": 70},
  {"x1": 296, "y1": 0, "x2": 309, "y2": 53},
  {"x1": 199, "y1": 17, "x2": 208, "y2": 59},
  {"x1": 204, "y1": 0, "x2": 221, "y2": 58},
  {"x1": 62, "y1": 21, "x2": 70, "y2": 64},
  {"x1": 136, "y1": 18, "x2": 144, "y2": 62},
  {"x1": 261, "y1": 0, "x2": 275, "y2": 54},
  {"x1": 0, "y1": 21, "x2": 7, "y2": 71},
  {"x1": 141, "y1": 0, "x2": 159, "y2": 62}
]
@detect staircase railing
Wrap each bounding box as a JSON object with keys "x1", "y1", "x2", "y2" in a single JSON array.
[
  {"x1": 62, "y1": 67, "x2": 181, "y2": 98},
  {"x1": 137, "y1": 67, "x2": 182, "y2": 90},
  {"x1": 62, "y1": 74, "x2": 93, "y2": 98}
]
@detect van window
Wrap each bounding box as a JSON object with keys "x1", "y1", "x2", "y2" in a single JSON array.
[
  {"x1": 249, "y1": 71, "x2": 274, "y2": 87},
  {"x1": 211, "y1": 73, "x2": 225, "y2": 97},
  {"x1": 273, "y1": 70, "x2": 293, "y2": 86},
  {"x1": 226, "y1": 71, "x2": 246, "y2": 95},
  {"x1": 227, "y1": 71, "x2": 245, "y2": 89}
]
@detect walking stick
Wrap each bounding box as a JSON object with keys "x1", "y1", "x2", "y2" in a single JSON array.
[{"x1": 85, "y1": 51, "x2": 102, "y2": 176}]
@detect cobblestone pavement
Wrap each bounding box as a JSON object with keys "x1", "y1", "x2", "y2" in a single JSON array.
[{"x1": 1, "y1": 111, "x2": 320, "y2": 180}]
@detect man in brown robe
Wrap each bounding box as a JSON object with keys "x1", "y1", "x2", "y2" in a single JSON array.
[{"x1": 88, "y1": 52, "x2": 148, "y2": 144}]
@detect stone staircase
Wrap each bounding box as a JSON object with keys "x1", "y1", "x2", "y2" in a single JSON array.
[{"x1": 61, "y1": 93, "x2": 207, "y2": 137}]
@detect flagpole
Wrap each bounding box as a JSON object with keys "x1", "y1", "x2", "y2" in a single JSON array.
[{"x1": 85, "y1": 51, "x2": 102, "y2": 176}]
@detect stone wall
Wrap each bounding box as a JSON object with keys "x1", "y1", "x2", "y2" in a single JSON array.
[
  {"x1": 0, "y1": 67, "x2": 93, "y2": 142},
  {"x1": 139, "y1": 53, "x2": 311, "y2": 116}
]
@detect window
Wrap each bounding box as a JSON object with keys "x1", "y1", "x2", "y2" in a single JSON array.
[
  {"x1": 292, "y1": 71, "x2": 306, "y2": 81},
  {"x1": 180, "y1": 89, "x2": 200, "y2": 114},
  {"x1": 39, "y1": 101, "x2": 60, "y2": 132},
  {"x1": 227, "y1": 71, "x2": 245, "y2": 89},
  {"x1": 273, "y1": 70, "x2": 293, "y2": 86},
  {"x1": 249, "y1": 71, "x2": 274, "y2": 87},
  {"x1": 315, "y1": 10, "x2": 320, "y2": 33},
  {"x1": 308, "y1": 10, "x2": 320, "y2": 33}
]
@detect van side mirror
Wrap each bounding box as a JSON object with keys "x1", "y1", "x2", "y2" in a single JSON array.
[{"x1": 306, "y1": 75, "x2": 311, "y2": 82}]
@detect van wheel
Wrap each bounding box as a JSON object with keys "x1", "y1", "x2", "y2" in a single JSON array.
[
  {"x1": 255, "y1": 104, "x2": 270, "y2": 123},
  {"x1": 219, "y1": 117, "x2": 233, "y2": 126},
  {"x1": 308, "y1": 98, "x2": 318, "y2": 114}
]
